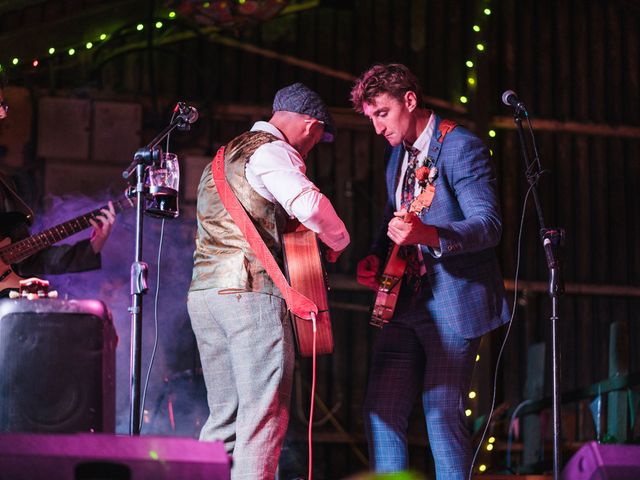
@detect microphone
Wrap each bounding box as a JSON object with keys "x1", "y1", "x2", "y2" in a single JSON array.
[
  {"x1": 175, "y1": 102, "x2": 199, "y2": 124},
  {"x1": 501, "y1": 90, "x2": 527, "y2": 115}
]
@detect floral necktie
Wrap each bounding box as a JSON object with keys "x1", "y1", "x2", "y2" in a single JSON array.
[
  {"x1": 401, "y1": 145, "x2": 420, "y2": 210},
  {"x1": 399, "y1": 145, "x2": 423, "y2": 290}
]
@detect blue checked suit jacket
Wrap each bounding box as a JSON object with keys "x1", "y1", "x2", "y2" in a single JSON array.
[{"x1": 371, "y1": 114, "x2": 511, "y2": 339}]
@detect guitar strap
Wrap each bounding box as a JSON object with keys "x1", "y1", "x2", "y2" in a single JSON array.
[
  {"x1": 371, "y1": 118, "x2": 458, "y2": 327},
  {"x1": 210, "y1": 146, "x2": 318, "y2": 321}
]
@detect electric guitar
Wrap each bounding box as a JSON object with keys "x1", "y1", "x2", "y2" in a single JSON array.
[
  {"x1": 282, "y1": 226, "x2": 333, "y2": 356},
  {"x1": 0, "y1": 198, "x2": 132, "y2": 294},
  {"x1": 370, "y1": 243, "x2": 407, "y2": 328}
]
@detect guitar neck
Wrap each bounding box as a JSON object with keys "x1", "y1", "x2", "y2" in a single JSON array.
[{"x1": 0, "y1": 199, "x2": 128, "y2": 265}]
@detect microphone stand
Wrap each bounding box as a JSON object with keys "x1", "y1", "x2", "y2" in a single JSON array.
[
  {"x1": 511, "y1": 107, "x2": 565, "y2": 480},
  {"x1": 122, "y1": 110, "x2": 192, "y2": 436}
]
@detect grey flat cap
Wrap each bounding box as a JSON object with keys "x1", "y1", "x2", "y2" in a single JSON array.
[{"x1": 272, "y1": 82, "x2": 336, "y2": 142}]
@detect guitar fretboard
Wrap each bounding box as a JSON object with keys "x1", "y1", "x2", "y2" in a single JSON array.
[{"x1": 0, "y1": 199, "x2": 129, "y2": 265}]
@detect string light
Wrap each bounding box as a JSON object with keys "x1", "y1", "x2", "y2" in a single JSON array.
[
  {"x1": 486, "y1": 443, "x2": 494, "y2": 451},
  {"x1": 2, "y1": 12, "x2": 176, "y2": 73},
  {"x1": 488, "y1": 129, "x2": 496, "y2": 137},
  {"x1": 468, "y1": 391, "x2": 477, "y2": 399},
  {"x1": 479, "y1": 465, "x2": 487, "y2": 472},
  {"x1": 488, "y1": 436, "x2": 496, "y2": 443},
  {"x1": 465, "y1": 409, "x2": 472, "y2": 417},
  {"x1": 457, "y1": 0, "x2": 492, "y2": 109}
]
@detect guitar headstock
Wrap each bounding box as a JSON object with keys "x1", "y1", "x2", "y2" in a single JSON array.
[{"x1": 8, "y1": 277, "x2": 58, "y2": 300}]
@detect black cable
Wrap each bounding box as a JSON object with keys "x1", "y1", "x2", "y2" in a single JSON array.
[
  {"x1": 468, "y1": 182, "x2": 535, "y2": 479},
  {"x1": 139, "y1": 216, "x2": 165, "y2": 433}
]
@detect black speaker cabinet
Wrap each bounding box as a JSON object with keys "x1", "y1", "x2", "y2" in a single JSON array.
[
  {"x1": 562, "y1": 441, "x2": 640, "y2": 480},
  {"x1": 0, "y1": 299, "x2": 117, "y2": 433},
  {"x1": 0, "y1": 432, "x2": 231, "y2": 480}
]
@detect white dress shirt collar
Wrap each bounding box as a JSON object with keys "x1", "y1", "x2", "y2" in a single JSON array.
[{"x1": 250, "y1": 121, "x2": 286, "y2": 141}]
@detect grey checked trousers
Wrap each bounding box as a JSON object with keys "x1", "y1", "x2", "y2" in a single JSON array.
[{"x1": 188, "y1": 289, "x2": 295, "y2": 480}]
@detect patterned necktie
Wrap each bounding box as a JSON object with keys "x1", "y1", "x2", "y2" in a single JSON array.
[
  {"x1": 399, "y1": 145, "x2": 423, "y2": 290},
  {"x1": 401, "y1": 145, "x2": 420, "y2": 210}
]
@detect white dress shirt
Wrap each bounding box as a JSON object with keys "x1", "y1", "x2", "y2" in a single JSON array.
[{"x1": 245, "y1": 121, "x2": 350, "y2": 252}]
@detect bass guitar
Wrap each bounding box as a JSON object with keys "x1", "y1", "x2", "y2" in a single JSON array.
[
  {"x1": 282, "y1": 226, "x2": 333, "y2": 356},
  {"x1": 0, "y1": 197, "x2": 132, "y2": 294}
]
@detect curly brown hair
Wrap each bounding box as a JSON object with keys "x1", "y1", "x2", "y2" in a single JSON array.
[{"x1": 350, "y1": 63, "x2": 424, "y2": 113}]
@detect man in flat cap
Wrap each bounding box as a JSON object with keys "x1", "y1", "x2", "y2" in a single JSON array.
[{"x1": 188, "y1": 83, "x2": 349, "y2": 479}]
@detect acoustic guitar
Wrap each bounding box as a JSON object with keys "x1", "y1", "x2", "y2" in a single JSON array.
[
  {"x1": 282, "y1": 227, "x2": 333, "y2": 356},
  {"x1": 0, "y1": 198, "x2": 132, "y2": 294}
]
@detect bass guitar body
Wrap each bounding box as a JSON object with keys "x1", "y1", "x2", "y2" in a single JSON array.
[
  {"x1": 282, "y1": 228, "x2": 333, "y2": 357},
  {"x1": 0, "y1": 236, "x2": 26, "y2": 294}
]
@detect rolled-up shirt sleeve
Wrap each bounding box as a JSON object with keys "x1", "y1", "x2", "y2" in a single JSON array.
[{"x1": 247, "y1": 141, "x2": 350, "y2": 252}]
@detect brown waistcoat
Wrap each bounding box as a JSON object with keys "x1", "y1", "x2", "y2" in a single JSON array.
[{"x1": 189, "y1": 130, "x2": 288, "y2": 296}]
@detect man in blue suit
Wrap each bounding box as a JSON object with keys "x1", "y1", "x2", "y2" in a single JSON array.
[{"x1": 351, "y1": 63, "x2": 511, "y2": 479}]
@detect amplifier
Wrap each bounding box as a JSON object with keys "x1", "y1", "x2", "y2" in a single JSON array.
[{"x1": 0, "y1": 299, "x2": 117, "y2": 433}]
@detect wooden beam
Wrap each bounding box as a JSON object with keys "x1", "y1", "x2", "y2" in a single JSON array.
[{"x1": 492, "y1": 115, "x2": 640, "y2": 139}]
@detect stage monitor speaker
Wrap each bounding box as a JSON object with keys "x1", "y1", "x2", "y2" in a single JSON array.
[
  {"x1": 0, "y1": 299, "x2": 116, "y2": 433},
  {"x1": 0, "y1": 432, "x2": 231, "y2": 480},
  {"x1": 561, "y1": 441, "x2": 640, "y2": 480}
]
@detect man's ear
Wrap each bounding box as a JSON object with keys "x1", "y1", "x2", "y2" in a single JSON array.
[
  {"x1": 403, "y1": 90, "x2": 418, "y2": 112},
  {"x1": 303, "y1": 118, "x2": 316, "y2": 137}
]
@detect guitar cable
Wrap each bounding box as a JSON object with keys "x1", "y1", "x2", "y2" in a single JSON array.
[
  {"x1": 467, "y1": 183, "x2": 534, "y2": 480},
  {"x1": 308, "y1": 311, "x2": 317, "y2": 480}
]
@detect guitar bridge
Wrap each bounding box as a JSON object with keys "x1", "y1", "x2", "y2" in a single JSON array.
[{"x1": 370, "y1": 274, "x2": 402, "y2": 328}]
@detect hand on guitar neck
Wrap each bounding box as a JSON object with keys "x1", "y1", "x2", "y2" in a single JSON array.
[{"x1": 89, "y1": 201, "x2": 117, "y2": 253}]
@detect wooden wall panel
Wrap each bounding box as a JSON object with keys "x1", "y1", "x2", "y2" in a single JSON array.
[{"x1": 2, "y1": 0, "x2": 639, "y2": 476}]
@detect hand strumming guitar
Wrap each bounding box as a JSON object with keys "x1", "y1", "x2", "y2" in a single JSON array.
[
  {"x1": 387, "y1": 209, "x2": 439, "y2": 247},
  {"x1": 324, "y1": 246, "x2": 345, "y2": 263}
]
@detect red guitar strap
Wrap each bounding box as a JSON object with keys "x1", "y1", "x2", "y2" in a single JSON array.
[{"x1": 210, "y1": 146, "x2": 318, "y2": 320}]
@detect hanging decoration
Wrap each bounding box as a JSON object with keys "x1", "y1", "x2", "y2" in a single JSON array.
[{"x1": 164, "y1": 0, "x2": 289, "y2": 29}]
